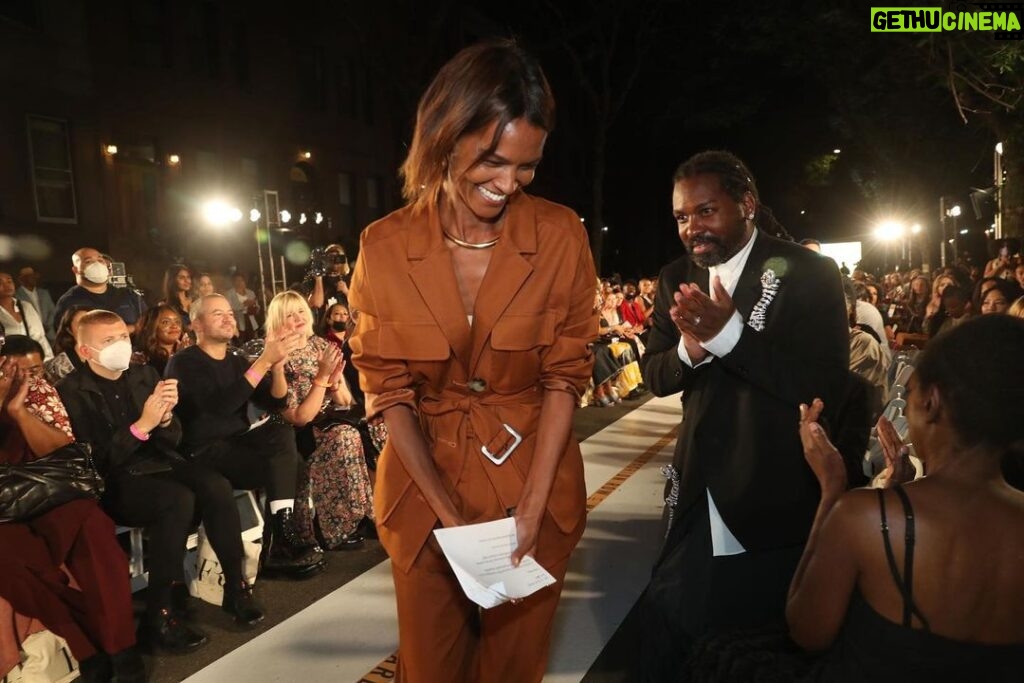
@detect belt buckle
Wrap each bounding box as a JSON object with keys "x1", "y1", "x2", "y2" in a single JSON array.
[{"x1": 480, "y1": 423, "x2": 522, "y2": 466}]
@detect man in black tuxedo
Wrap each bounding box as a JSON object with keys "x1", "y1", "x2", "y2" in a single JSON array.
[{"x1": 636, "y1": 151, "x2": 849, "y2": 678}]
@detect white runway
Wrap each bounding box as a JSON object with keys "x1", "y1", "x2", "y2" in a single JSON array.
[{"x1": 184, "y1": 395, "x2": 680, "y2": 683}]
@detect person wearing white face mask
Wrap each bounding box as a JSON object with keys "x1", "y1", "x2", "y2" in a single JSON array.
[
  {"x1": 57, "y1": 310, "x2": 266, "y2": 651},
  {"x1": 52, "y1": 247, "x2": 147, "y2": 336}
]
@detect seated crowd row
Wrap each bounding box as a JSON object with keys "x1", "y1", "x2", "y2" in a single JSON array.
[{"x1": 0, "y1": 285, "x2": 383, "y2": 683}]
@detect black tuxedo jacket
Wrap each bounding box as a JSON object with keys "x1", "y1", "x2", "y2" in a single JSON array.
[{"x1": 641, "y1": 231, "x2": 849, "y2": 551}]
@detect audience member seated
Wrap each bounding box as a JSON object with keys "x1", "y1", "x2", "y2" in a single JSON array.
[
  {"x1": 1009, "y1": 296, "x2": 1024, "y2": 319},
  {"x1": 923, "y1": 272, "x2": 956, "y2": 322},
  {"x1": 0, "y1": 354, "x2": 144, "y2": 683},
  {"x1": 619, "y1": 281, "x2": 647, "y2": 329},
  {"x1": 45, "y1": 305, "x2": 91, "y2": 384},
  {"x1": 196, "y1": 273, "x2": 216, "y2": 298},
  {"x1": 226, "y1": 273, "x2": 261, "y2": 343},
  {"x1": 58, "y1": 311, "x2": 266, "y2": 652},
  {"x1": 843, "y1": 280, "x2": 887, "y2": 413},
  {"x1": 979, "y1": 279, "x2": 1023, "y2": 316},
  {"x1": 165, "y1": 295, "x2": 326, "y2": 578},
  {"x1": 160, "y1": 265, "x2": 194, "y2": 330},
  {"x1": 318, "y1": 304, "x2": 389, "y2": 459},
  {"x1": 594, "y1": 286, "x2": 645, "y2": 402},
  {"x1": 852, "y1": 282, "x2": 891, "y2": 364},
  {"x1": 53, "y1": 248, "x2": 146, "y2": 334},
  {"x1": 896, "y1": 274, "x2": 930, "y2": 334},
  {"x1": 15, "y1": 266, "x2": 57, "y2": 344},
  {"x1": 601, "y1": 286, "x2": 645, "y2": 361},
  {"x1": 1, "y1": 272, "x2": 53, "y2": 359},
  {"x1": 924, "y1": 284, "x2": 970, "y2": 338},
  {"x1": 788, "y1": 315, "x2": 1024, "y2": 680},
  {"x1": 267, "y1": 292, "x2": 374, "y2": 550},
  {"x1": 319, "y1": 302, "x2": 350, "y2": 352},
  {"x1": 134, "y1": 304, "x2": 190, "y2": 375}
]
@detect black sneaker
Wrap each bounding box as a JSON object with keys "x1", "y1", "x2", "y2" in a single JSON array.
[
  {"x1": 143, "y1": 608, "x2": 208, "y2": 654},
  {"x1": 222, "y1": 580, "x2": 265, "y2": 628}
]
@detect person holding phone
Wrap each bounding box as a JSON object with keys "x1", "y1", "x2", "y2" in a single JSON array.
[{"x1": 349, "y1": 40, "x2": 597, "y2": 682}]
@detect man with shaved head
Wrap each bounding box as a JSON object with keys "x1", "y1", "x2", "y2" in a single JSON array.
[{"x1": 52, "y1": 247, "x2": 145, "y2": 334}]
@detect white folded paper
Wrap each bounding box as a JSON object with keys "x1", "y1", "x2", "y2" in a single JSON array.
[{"x1": 432, "y1": 517, "x2": 556, "y2": 609}]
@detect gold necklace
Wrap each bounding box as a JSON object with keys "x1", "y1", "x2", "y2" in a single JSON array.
[{"x1": 442, "y1": 229, "x2": 500, "y2": 249}]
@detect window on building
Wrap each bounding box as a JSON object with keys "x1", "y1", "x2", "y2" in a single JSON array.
[
  {"x1": 298, "y1": 45, "x2": 327, "y2": 112},
  {"x1": 26, "y1": 115, "x2": 77, "y2": 224},
  {"x1": 334, "y1": 57, "x2": 358, "y2": 119}
]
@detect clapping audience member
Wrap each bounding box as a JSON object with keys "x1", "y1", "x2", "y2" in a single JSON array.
[
  {"x1": 980, "y1": 279, "x2": 1023, "y2": 315},
  {"x1": 267, "y1": 291, "x2": 373, "y2": 550},
  {"x1": 788, "y1": 315, "x2": 1024, "y2": 680},
  {"x1": 0, "y1": 355, "x2": 145, "y2": 683},
  {"x1": 134, "y1": 305, "x2": 190, "y2": 375},
  {"x1": 900, "y1": 274, "x2": 930, "y2": 334},
  {"x1": 45, "y1": 305, "x2": 91, "y2": 383},
  {"x1": 161, "y1": 265, "x2": 194, "y2": 329},
  {"x1": 59, "y1": 311, "x2": 265, "y2": 652},
  {"x1": 619, "y1": 281, "x2": 647, "y2": 329},
  {"x1": 0, "y1": 272, "x2": 53, "y2": 359},
  {"x1": 165, "y1": 294, "x2": 325, "y2": 579}
]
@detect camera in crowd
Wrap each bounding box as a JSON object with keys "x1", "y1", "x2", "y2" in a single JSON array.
[{"x1": 307, "y1": 245, "x2": 349, "y2": 278}]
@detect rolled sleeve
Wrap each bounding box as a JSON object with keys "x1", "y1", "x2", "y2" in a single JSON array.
[
  {"x1": 348, "y1": 246, "x2": 418, "y2": 418},
  {"x1": 540, "y1": 235, "x2": 598, "y2": 398}
]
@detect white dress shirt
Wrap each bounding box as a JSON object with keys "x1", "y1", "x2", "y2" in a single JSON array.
[{"x1": 675, "y1": 229, "x2": 758, "y2": 556}]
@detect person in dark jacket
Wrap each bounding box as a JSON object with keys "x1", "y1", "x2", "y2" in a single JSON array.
[
  {"x1": 58, "y1": 311, "x2": 264, "y2": 653},
  {"x1": 164, "y1": 294, "x2": 325, "y2": 579}
]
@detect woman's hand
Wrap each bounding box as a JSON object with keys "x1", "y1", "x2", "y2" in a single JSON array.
[
  {"x1": 510, "y1": 508, "x2": 543, "y2": 568},
  {"x1": 316, "y1": 344, "x2": 342, "y2": 384},
  {"x1": 799, "y1": 399, "x2": 848, "y2": 498},
  {"x1": 875, "y1": 415, "x2": 916, "y2": 487},
  {"x1": 0, "y1": 357, "x2": 16, "y2": 409},
  {"x1": 327, "y1": 357, "x2": 345, "y2": 387},
  {"x1": 2, "y1": 367, "x2": 29, "y2": 419}
]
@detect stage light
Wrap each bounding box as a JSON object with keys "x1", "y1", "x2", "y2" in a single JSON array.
[
  {"x1": 299, "y1": 213, "x2": 307, "y2": 225},
  {"x1": 168, "y1": 154, "x2": 180, "y2": 165},
  {"x1": 873, "y1": 220, "x2": 904, "y2": 241},
  {"x1": 315, "y1": 212, "x2": 323, "y2": 224},
  {"x1": 995, "y1": 142, "x2": 1003, "y2": 155},
  {"x1": 910, "y1": 223, "x2": 922, "y2": 234},
  {"x1": 229, "y1": 207, "x2": 243, "y2": 223},
  {"x1": 302, "y1": 150, "x2": 312, "y2": 160},
  {"x1": 959, "y1": 229, "x2": 968, "y2": 235},
  {"x1": 947, "y1": 205, "x2": 962, "y2": 218},
  {"x1": 202, "y1": 200, "x2": 235, "y2": 227},
  {"x1": 104, "y1": 144, "x2": 118, "y2": 156},
  {"x1": 280, "y1": 210, "x2": 292, "y2": 224},
  {"x1": 249, "y1": 208, "x2": 261, "y2": 223},
  {"x1": 833, "y1": 148, "x2": 842, "y2": 154},
  {"x1": 602, "y1": 225, "x2": 609, "y2": 232}
]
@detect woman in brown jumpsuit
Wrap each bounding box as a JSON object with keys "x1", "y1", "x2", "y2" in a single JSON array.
[{"x1": 349, "y1": 40, "x2": 598, "y2": 682}]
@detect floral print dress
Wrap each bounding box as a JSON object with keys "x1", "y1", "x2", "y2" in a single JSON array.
[{"x1": 284, "y1": 335, "x2": 374, "y2": 548}]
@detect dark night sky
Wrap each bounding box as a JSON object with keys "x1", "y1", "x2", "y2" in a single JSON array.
[{"x1": 437, "y1": 1, "x2": 1003, "y2": 278}]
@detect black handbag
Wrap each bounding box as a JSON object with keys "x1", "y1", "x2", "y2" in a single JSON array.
[
  {"x1": 306, "y1": 405, "x2": 381, "y2": 470},
  {"x1": 0, "y1": 442, "x2": 105, "y2": 523}
]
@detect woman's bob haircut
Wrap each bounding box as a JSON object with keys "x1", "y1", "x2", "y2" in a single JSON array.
[{"x1": 400, "y1": 38, "x2": 555, "y2": 210}]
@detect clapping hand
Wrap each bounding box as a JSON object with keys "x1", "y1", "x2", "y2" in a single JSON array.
[
  {"x1": 0, "y1": 357, "x2": 16, "y2": 409},
  {"x1": 139, "y1": 380, "x2": 177, "y2": 432},
  {"x1": 262, "y1": 331, "x2": 306, "y2": 365},
  {"x1": 798, "y1": 399, "x2": 848, "y2": 498},
  {"x1": 875, "y1": 415, "x2": 916, "y2": 487},
  {"x1": 315, "y1": 344, "x2": 342, "y2": 386}
]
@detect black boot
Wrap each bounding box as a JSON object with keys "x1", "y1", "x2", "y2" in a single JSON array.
[
  {"x1": 222, "y1": 579, "x2": 265, "y2": 628},
  {"x1": 110, "y1": 646, "x2": 146, "y2": 683},
  {"x1": 77, "y1": 653, "x2": 112, "y2": 683},
  {"x1": 142, "y1": 607, "x2": 208, "y2": 654},
  {"x1": 259, "y1": 507, "x2": 326, "y2": 580}
]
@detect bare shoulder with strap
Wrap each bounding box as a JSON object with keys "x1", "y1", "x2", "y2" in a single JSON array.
[{"x1": 877, "y1": 485, "x2": 931, "y2": 630}]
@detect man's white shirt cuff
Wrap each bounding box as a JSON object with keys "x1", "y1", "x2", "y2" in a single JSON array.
[
  {"x1": 700, "y1": 311, "x2": 744, "y2": 358},
  {"x1": 677, "y1": 338, "x2": 713, "y2": 367}
]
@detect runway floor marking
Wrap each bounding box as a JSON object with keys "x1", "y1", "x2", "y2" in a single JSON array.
[{"x1": 358, "y1": 409, "x2": 678, "y2": 681}]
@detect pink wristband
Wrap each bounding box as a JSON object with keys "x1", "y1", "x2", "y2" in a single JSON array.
[
  {"x1": 245, "y1": 367, "x2": 264, "y2": 383},
  {"x1": 129, "y1": 424, "x2": 151, "y2": 441}
]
